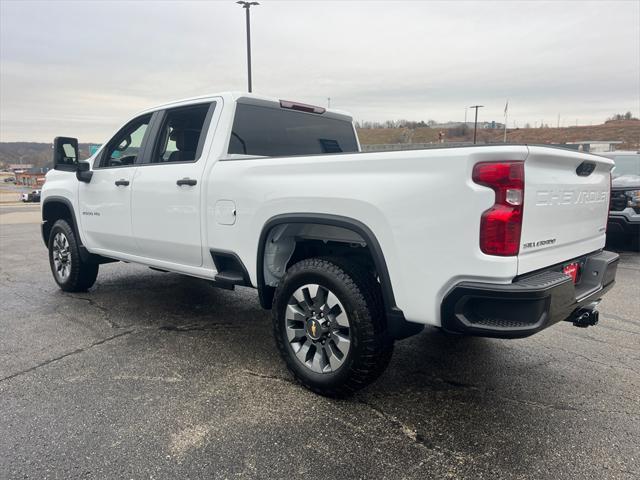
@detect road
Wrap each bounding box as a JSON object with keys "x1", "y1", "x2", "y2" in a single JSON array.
[{"x1": 1, "y1": 205, "x2": 638, "y2": 479}]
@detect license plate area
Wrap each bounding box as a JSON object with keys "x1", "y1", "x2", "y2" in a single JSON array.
[{"x1": 562, "y1": 262, "x2": 581, "y2": 284}]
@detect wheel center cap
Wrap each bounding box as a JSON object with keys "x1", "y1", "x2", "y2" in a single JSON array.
[{"x1": 306, "y1": 318, "x2": 324, "y2": 341}]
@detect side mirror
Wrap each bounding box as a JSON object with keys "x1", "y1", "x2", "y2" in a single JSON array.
[
  {"x1": 53, "y1": 137, "x2": 79, "y2": 172},
  {"x1": 76, "y1": 161, "x2": 93, "y2": 183}
]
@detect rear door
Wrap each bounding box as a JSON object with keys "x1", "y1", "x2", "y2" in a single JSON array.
[
  {"x1": 79, "y1": 113, "x2": 153, "y2": 254},
  {"x1": 518, "y1": 146, "x2": 613, "y2": 274},
  {"x1": 130, "y1": 101, "x2": 217, "y2": 267}
]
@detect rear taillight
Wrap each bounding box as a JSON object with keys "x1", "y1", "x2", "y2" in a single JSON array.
[{"x1": 472, "y1": 161, "x2": 524, "y2": 256}]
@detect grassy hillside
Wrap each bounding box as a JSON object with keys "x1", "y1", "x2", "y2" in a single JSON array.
[
  {"x1": 357, "y1": 120, "x2": 640, "y2": 149},
  {"x1": 0, "y1": 143, "x2": 94, "y2": 169}
]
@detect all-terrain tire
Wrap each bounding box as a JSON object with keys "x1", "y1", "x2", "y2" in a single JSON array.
[
  {"x1": 272, "y1": 257, "x2": 393, "y2": 397},
  {"x1": 48, "y1": 219, "x2": 99, "y2": 292}
]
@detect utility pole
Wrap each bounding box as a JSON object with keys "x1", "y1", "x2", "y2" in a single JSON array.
[
  {"x1": 469, "y1": 105, "x2": 483, "y2": 144},
  {"x1": 237, "y1": 1, "x2": 259, "y2": 92},
  {"x1": 327, "y1": 97, "x2": 331, "y2": 108},
  {"x1": 503, "y1": 99, "x2": 509, "y2": 143}
]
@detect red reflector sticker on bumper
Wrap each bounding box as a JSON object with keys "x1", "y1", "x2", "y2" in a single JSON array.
[{"x1": 563, "y1": 262, "x2": 580, "y2": 283}]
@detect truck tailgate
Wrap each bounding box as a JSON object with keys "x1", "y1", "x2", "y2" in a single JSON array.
[{"x1": 518, "y1": 146, "x2": 613, "y2": 275}]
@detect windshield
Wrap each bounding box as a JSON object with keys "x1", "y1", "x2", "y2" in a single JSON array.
[{"x1": 612, "y1": 154, "x2": 640, "y2": 177}]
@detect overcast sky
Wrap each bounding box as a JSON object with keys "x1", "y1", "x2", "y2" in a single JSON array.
[{"x1": 1, "y1": 0, "x2": 639, "y2": 142}]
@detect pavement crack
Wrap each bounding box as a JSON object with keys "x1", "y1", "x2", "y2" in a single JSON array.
[
  {"x1": 573, "y1": 331, "x2": 640, "y2": 352},
  {"x1": 0, "y1": 330, "x2": 134, "y2": 383},
  {"x1": 404, "y1": 373, "x2": 482, "y2": 391},
  {"x1": 240, "y1": 369, "x2": 295, "y2": 384},
  {"x1": 355, "y1": 397, "x2": 436, "y2": 450},
  {"x1": 531, "y1": 338, "x2": 640, "y2": 376},
  {"x1": 598, "y1": 324, "x2": 640, "y2": 337},
  {"x1": 65, "y1": 294, "x2": 120, "y2": 328},
  {"x1": 158, "y1": 322, "x2": 238, "y2": 332},
  {"x1": 599, "y1": 311, "x2": 640, "y2": 329}
]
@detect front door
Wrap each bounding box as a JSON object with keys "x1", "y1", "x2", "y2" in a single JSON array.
[
  {"x1": 79, "y1": 113, "x2": 153, "y2": 255},
  {"x1": 131, "y1": 102, "x2": 216, "y2": 267}
]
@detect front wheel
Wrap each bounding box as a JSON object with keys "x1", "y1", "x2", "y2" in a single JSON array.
[
  {"x1": 48, "y1": 219, "x2": 99, "y2": 292},
  {"x1": 272, "y1": 257, "x2": 393, "y2": 397}
]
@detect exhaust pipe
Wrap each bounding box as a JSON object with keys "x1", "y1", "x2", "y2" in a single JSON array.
[{"x1": 570, "y1": 305, "x2": 600, "y2": 328}]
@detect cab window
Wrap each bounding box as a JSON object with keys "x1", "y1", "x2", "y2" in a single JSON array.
[
  {"x1": 99, "y1": 114, "x2": 151, "y2": 168},
  {"x1": 147, "y1": 103, "x2": 213, "y2": 164},
  {"x1": 228, "y1": 103, "x2": 358, "y2": 157}
]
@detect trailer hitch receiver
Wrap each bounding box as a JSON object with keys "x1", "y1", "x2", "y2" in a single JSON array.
[{"x1": 570, "y1": 306, "x2": 600, "y2": 328}]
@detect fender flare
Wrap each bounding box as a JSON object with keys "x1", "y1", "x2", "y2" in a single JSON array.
[
  {"x1": 41, "y1": 196, "x2": 108, "y2": 264},
  {"x1": 256, "y1": 213, "x2": 423, "y2": 340},
  {"x1": 41, "y1": 196, "x2": 82, "y2": 247}
]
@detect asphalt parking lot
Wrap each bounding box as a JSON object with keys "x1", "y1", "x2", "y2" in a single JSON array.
[{"x1": 1, "y1": 205, "x2": 638, "y2": 479}]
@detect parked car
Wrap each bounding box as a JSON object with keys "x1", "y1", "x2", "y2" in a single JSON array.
[
  {"x1": 21, "y1": 190, "x2": 41, "y2": 203},
  {"x1": 41, "y1": 92, "x2": 619, "y2": 396},
  {"x1": 598, "y1": 151, "x2": 640, "y2": 250},
  {"x1": 4, "y1": 176, "x2": 16, "y2": 183}
]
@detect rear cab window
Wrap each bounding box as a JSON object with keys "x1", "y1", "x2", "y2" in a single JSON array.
[{"x1": 228, "y1": 103, "x2": 359, "y2": 157}]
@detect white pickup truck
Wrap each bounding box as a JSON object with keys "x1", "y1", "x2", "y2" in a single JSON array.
[{"x1": 42, "y1": 92, "x2": 619, "y2": 396}]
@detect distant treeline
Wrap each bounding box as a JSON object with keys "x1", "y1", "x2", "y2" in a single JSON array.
[
  {"x1": 0, "y1": 142, "x2": 93, "y2": 169},
  {"x1": 357, "y1": 111, "x2": 638, "y2": 130},
  {"x1": 355, "y1": 120, "x2": 436, "y2": 129}
]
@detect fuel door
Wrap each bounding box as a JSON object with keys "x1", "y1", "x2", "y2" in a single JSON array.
[{"x1": 215, "y1": 200, "x2": 237, "y2": 226}]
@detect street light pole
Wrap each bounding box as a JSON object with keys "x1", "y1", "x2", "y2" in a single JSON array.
[
  {"x1": 237, "y1": 1, "x2": 259, "y2": 93},
  {"x1": 469, "y1": 105, "x2": 484, "y2": 144}
]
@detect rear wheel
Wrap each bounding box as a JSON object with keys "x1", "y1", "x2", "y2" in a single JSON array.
[
  {"x1": 48, "y1": 219, "x2": 99, "y2": 292},
  {"x1": 272, "y1": 257, "x2": 393, "y2": 397}
]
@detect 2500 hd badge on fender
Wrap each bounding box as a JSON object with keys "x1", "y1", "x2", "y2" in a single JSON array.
[{"x1": 41, "y1": 93, "x2": 619, "y2": 396}]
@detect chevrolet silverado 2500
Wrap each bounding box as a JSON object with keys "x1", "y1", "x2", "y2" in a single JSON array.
[
  {"x1": 42, "y1": 92, "x2": 619, "y2": 396},
  {"x1": 599, "y1": 150, "x2": 640, "y2": 250}
]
